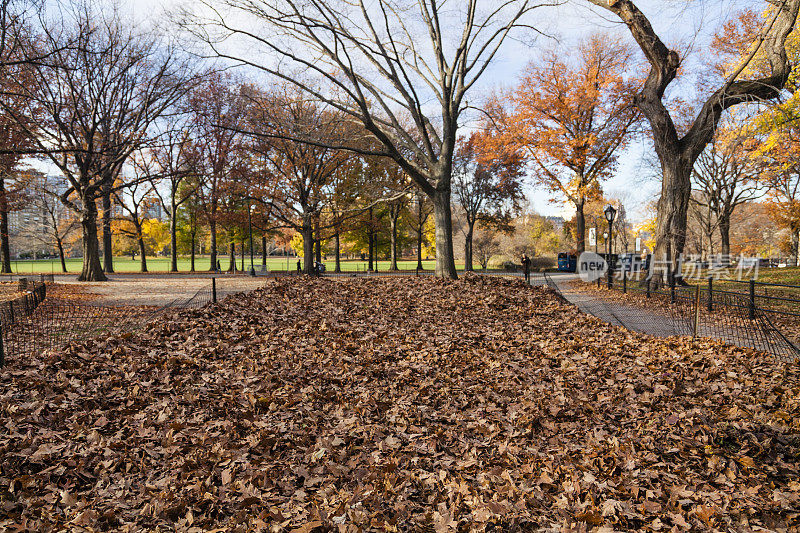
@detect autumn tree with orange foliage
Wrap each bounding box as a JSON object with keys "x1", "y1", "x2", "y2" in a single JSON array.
[
  {"x1": 753, "y1": 119, "x2": 800, "y2": 266},
  {"x1": 454, "y1": 132, "x2": 524, "y2": 271},
  {"x1": 486, "y1": 34, "x2": 640, "y2": 254},
  {"x1": 586, "y1": 0, "x2": 800, "y2": 274}
]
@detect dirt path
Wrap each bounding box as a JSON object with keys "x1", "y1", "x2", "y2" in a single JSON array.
[{"x1": 49, "y1": 274, "x2": 268, "y2": 307}]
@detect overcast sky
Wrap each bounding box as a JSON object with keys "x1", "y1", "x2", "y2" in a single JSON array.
[{"x1": 38, "y1": 0, "x2": 757, "y2": 225}]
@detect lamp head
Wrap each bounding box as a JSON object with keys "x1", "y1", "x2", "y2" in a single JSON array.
[{"x1": 604, "y1": 204, "x2": 617, "y2": 223}]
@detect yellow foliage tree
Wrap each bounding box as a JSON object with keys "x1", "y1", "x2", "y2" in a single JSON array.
[{"x1": 142, "y1": 219, "x2": 170, "y2": 256}]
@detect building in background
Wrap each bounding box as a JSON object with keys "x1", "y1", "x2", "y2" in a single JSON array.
[{"x1": 8, "y1": 172, "x2": 75, "y2": 259}]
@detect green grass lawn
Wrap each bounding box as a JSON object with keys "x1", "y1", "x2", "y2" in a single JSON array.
[
  {"x1": 752, "y1": 266, "x2": 800, "y2": 286},
  {"x1": 4, "y1": 256, "x2": 457, "y2": 274}
]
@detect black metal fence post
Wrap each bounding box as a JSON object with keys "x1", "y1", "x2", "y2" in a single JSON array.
[
  {"x1": 707, "y1": 276, "x2": 713, "y2": 312},
  {"x1": 646, "y1": 279, "x2": 651, "y2": 298},
  {"x1": 749, "y1": 278, "x2": 756, "y2": 320},
  {"x1": 623, "y1": 269, "x2": 627, "y2": 294},
  {"x1": 212, "y1": 277, "x2": 217, "y2": 304}
]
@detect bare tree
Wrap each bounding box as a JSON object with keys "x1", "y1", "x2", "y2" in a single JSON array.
[
  {"x1": 406, "y1": 190, "x2": 433, "y2": 271},
  {"x1": 585, "y1": 0, "x2": 800, "y2": 273},
  {"x1": 26, "y1": 177, "x2": 79, "y2": 272},
  {"x1": 244, "y1": 89, "x2": 354, "y2": 275},
  {"x1": 147, "y1": 121, "x2": 199, "y2": 272},
  {"x1": 188, "y1": 73, "x2": 248, "y2": 272},
  {"x1": 691, "y1": 126, "x2": 763, "y2": 257},
  {"x1": 113, "y1": 175, "x2": 155, "y2": 273},
  {"x1": 181, "y1": 0, "x2": 552, "y2": 279},
  {"x1": 2, "y1": 5, "x2": 193, "y2": 280},
  {"x1": 473, "y1": 225, "x2": 501, "y2": 269}
]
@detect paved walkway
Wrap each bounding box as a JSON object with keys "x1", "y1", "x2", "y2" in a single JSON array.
[
  {"x1": 542, "y1": 273, "x2": 685, "y2": 337},
  {"x1": 542, "y1": 273, "x2": 799, "y2": 360}
]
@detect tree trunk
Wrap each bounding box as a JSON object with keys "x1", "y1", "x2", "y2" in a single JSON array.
[
  {"x1": 78, "y1": 199, "x2": 107, "y2": 281},
  {"x1": 56, "y1": 238, "x2": 67, "y2": 272},
  {"x1": 102, "y1": 182, "x2": 114, "y2": 273},
  {"x1": 575, "y1": 200, "x2": 586, "y2": 254},
  {"x1": 432, "y1": 189, "x2": 458, "y2": 279},
  {"x1": 367, "y1": 207, "x2": 374, "y2": 271},
  {"x1": 228, "y1": 241, "x2": 236, "y2": 272},
  {"x1": 190, "y1": 231, "x2": 196, "y2": 272},
  {"x1": 334, "y1": 232, "x2": 341, "y2": 272},
  {"x1": 0, "y1": 178, "x2": 11, "y2": 273},
  {"x1": 209, "y1": 219, "x2": 218, "y2": 271},
  {"x1": 793, "y1": 226, "x2": 800, "y2": 267},
  {"x1": 261, "y1": 235, "x2": 267, "y2": 270},
  {"x1": 652, "y1": 155, "x2": 693, "y2": 278},
  {"x1": 390, "y1": 215, "x2": 399, "y2": 270},
  {"x1": 416, "y1": 225, "x2": 423, "y2": 270},
  {"x1": 314, "y1": 217, "x2": 322, "y2": 264},
  {"x1": 302, "y1": 221, "x2": 314, "y2": 275},
  {"x1": 464, "y1": 220, "x2": 474, "y2": 272},
  {"x1": 170, "y1": 201, "x2": 178, "y2": 272},
  {"x1": 719, "y1": 215, "x2": 731, "y2": 258},
  {"x1": 241, "y1": 241, "x2": 245, "y2": 271},
  {"x1": 138, "y1": 234, "x2": 148, "y2": 273}
]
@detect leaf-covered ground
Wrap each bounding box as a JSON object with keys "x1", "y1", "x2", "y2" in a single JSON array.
[{"x1": 1, "y1": 276, "x2": 799, "y2": 532}]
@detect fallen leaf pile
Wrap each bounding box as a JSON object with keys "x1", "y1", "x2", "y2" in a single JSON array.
[{"x1": 1, "y1": 275, "x2": 799, "y2": 531}]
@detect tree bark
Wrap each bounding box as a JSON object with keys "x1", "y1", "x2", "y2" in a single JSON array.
[
  {"x1": 302, "y1": 221, "x2": 314, "y2": 275},
  {"x1": 0, "y1": 178, "x2": 11, "y2": 274},
  {"x1": 241, "y1": 240, "x2": 245, "y2": 272},
  {"x1": 334, "y1": 232, "x2": 341, "y2": 272},
  {"x1": 416, "y1": 225, "x2": 423, "y2": 271},
  {"x1": 262, "y1": 235, "x2": 267, "y2": 270},
  {"x1": 170, "y1": 201, "x2": 178, "y2": 272},
  {"x1": 464, "y1": 220, "x2": 474, "y2": 272},
  {"x1": 209, "y1": 219, "x2": 218, "y2": 271},
  {"x1": 138, "y1": 234, "x2": 148, "y2": 273},
  {"x1": 652, "y1": 154, "x2": 693, "y2": 274},
  {"x1": 190, "y1": 231, "x2": 196, "y2": 272},
  {"x1": 719, "y1": 215, "x2": 731, "y2": 258},
  {"x1": 102, "y1": 181, "x2": 114, "y2": 273},
  {"x1": 390, "y1": 215, "x2": 399, "y2": 270},
  {"x1": 228, "y1": 241, "x2": 236, "y2": 272},
  {"x1": 367, "y1": 207, "x2": 374, "y2": 271},
  {"x1": 78, "y1": 199, "x2": 107, "y2": 281},
  {"x1": 575, "y1": 201, "x2": 586, "y2": 254},
  {"x1": 57, "y1": 238, "x2": 67, "y2": 273},
  {"x1": 432, "y1": 189, "x2": 458, "y2": 279},
  {"x1": 314, "y1": 217, "x2": 322, "y2": 264}
]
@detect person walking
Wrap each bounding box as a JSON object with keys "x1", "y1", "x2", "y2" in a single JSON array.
[
  {"x1": 521, "y1": 253, "x2": 531, "y2": 283},
  {"x1": 296, "y1": 259, "x2": 302, "y2": 275}
]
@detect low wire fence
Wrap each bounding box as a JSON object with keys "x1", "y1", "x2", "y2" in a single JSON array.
[
  {"x1": 5, "y1": 268, "x2": 794, "y2": 367},
  {"x1": 0, "y1": 277, "x2": 260, "y2": 366},
  {"x1": 556, "y1": 270, "x2": 800, "y2": 361}
]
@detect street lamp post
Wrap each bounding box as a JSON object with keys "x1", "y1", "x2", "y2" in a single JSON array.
[
  {"x1": 248, "y1": 203, "x2": 255, "y2": 277},
  {"x1": 604, "y1": 204, "x2": 617, "y2": 289}
]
